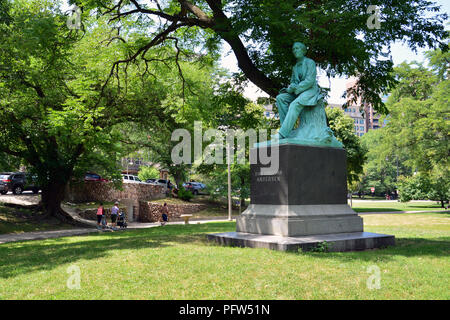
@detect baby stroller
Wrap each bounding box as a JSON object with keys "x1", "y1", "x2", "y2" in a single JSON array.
[
  {"x1": 101, "y1": 214, "x2": 108, "y2": 229},
  {"x1": 117, "y1": 211, "x2": 127, "y2": 229}
]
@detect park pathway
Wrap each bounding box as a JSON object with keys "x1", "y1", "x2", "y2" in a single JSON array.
[
  {"x1": 0, "y1": 215, "x2": 238, "y2": 244},
  {"x1": 0, "y1": 228, "x2": 99, "y2": 244},
  {"x1": 0, "y1": 194, "x2": 446, "y2": 244},
  {"x1": 1, "y1": 209, "x2": 446, "y2": 244}
]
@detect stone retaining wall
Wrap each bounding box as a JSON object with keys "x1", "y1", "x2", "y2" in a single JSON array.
[
  {"x1": 138, "y1": 202, "x2": 208, "y2": 222},
  {"x1": 78, "y1": 207, "x2": 128, "y2": 221},
  {"x1": 65, "y1": 181, "x2": 165, "y2": 203}
]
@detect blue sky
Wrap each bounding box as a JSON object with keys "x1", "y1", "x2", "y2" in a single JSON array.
[{"x1": 220, "y1": 0, "x2": 450, "y2": 104}]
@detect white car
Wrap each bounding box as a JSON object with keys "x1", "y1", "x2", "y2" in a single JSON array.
[
  {"x1": 153, "y1": 179, "x2": 169, "y2": 191},
  {"x1": 122, "y1": 174, "x2": 145, "y2": 184}
]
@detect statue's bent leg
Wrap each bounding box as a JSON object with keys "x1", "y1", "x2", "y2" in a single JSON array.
[
  {"x1": 276, "y1": 93, "x2": 295, "y2": 126},
  {"x1": 278, "y1": 99, "x2": 305, "y2": 138}
]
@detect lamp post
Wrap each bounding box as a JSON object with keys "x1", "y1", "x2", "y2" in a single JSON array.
[
  {"x1": 227, "y1": 144, "x2": 232, "y2": 221},
  {"x1": 126, "y1": 158, "x2": 133, "y2": 175}
]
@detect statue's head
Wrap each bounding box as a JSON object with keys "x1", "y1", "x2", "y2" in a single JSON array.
[{"x1": 292, "y1": 42, "x2": 307, "y2": 59}]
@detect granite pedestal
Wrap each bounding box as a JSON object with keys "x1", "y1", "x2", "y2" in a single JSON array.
[{"x1": 208, "y1": 144, "x2": 395, "y2": 252}]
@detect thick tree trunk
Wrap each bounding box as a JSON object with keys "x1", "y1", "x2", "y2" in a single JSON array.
[
  {"x1": 40, "y1": 181, "x2": 74, "y2": 222},
  {"x1": 205, "y1": 4, "x2": 281, "y2": 97}
]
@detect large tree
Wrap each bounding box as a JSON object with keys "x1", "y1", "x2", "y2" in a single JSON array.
[
  {"x1": 359, "y1": 128, "x2": 411, "y2": 196},
  {"x1": 77, "y1": 0, "x2": 448, "y2": 113},
  {"x1": 325, "y1": 106, "x2": 367, "y2": 185},
  {"x1": 113, "y1": 48, "x2": 226, "y2": 187},
  {"x1": 366, "y1": 46, "x2": 449, "y2": 205},
  {"x1": 193, "y1": 82, "x2": 271, "y2": 206},
  {"x1": 0, "y1": 0, "x2": 171, "y2": 219}
]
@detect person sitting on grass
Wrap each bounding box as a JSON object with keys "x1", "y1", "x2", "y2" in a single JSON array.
[{"x1": 160, "y1": 203, "x2": 169, "y2": 226}]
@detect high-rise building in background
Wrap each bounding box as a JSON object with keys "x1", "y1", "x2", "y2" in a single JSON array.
[
  {"x1": 327, "y1": 78, "x2": 387, "y2": 137},
  {"x1": 262, "y1": 103, "x2": 279, "y2": 120},
  {"x1": 327, "y1": 102, "x2": 367, "y2": 137}
]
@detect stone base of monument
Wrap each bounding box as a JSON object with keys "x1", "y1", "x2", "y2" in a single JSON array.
[
  {"x1": 207, "y1": 231, "x2": 395, "y2": 252},
  {"x1": 208, "y1": 203, "x2": 395, "y2": 252},
  {"x1": 235, "y1": 204, "x2": 364, "y2": 237},
  {"x1": 207, "y1": 144, "x2": 395, "y2": 252}
]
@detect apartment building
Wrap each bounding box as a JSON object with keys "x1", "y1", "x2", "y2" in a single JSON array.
[{"x1": 327, "y1": 103, "x2": 367, "y2": 137}]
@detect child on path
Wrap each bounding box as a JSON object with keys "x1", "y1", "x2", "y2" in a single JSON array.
[
  {"x1": 160, "y1": 203, "x2": 169, "y2": 226},
  {"x1": 96, "y1": 203, "x2": 104, "y2": 229}
]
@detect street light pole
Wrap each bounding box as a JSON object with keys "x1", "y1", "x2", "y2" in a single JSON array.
[{"x1": 227, "y1": 144, "x2": 232, "y2": 221}]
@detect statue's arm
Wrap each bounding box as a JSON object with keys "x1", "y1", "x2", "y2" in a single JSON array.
[
  {"x1": 294, "y1": 60, "x2": 317, "y2": 95},
  {"x1": 284, "y1": 69, "x2": 296, "y2": 93}
]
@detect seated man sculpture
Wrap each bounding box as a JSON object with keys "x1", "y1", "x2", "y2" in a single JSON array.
[{"x1": 271, "y1": 42, "x2": 342, "y2": 148}]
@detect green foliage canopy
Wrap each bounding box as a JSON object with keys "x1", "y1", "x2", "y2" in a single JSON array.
[
  {"x1": 77, "y1": 0, "x2": 448, "y2": 114},
  {"x1": 325, "y1": 106, "x2": 368, "y2": 185}
]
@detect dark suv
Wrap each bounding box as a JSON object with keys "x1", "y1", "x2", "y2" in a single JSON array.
[
  {"x1": 0, "y1": 172, "x2": 40, "y2": 195},
  {"x1": 183, "y1": 182, "x2": 207, "y2": 195}
]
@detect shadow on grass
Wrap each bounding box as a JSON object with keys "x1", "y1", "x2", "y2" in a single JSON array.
[
  {"x1": 1, "y1": 221, "x2": 448, "y2": 278},
  {"x1": 0, "y1": 222, "x2": 233, "y2": 279},
  {"x1": 354, "y1": 208, "x2": 404, "y2": 212},
  {"x1": 288, "y1": 236, "x2": 450, "y2": 262},
  {"x1": 353, "y1": 206, "x2": 444, "y2": 213}
]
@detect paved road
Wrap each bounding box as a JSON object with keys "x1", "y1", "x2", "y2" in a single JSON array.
[{"x1": 0, "y1": 192, "x2": 40, "y2": 206}]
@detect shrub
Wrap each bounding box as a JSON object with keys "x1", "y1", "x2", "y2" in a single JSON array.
[
  {"x1": 138, "y1": 166, "x2": 160, "y2": 181},
  {"x1": 178, "y1": 187, "x2": 193, "y2": 202}
]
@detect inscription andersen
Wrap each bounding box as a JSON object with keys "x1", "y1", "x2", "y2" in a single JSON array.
[
  {"x1": 256, "y1": 176, "x2": 281, "y2": 182},
  {"x1": 255, "y1": 170, "x2": 282, "y2": 183}
]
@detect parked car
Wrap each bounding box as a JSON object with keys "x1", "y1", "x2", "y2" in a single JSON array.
[
  {"x1": 183, "y1": 182, "x2": 207, "y2": 195},
  {"x1": 155, "y1": 179, "x2": 168, "y2": 187},
  {"x1": 84, "y1": 172, "x2": 108, "y2": 182},
  {"x1": 0, "y1": 172, "x2": 40, "y2": 195},
  {"x1": 145, "y1": 178, "x2": 157, "y2": 185},
  {"x1": 151, "y1": 179, "x2": 170, "y2": 192},
  {"x1": 121, "y1": 174, "x2": 145, "y2": 184}
]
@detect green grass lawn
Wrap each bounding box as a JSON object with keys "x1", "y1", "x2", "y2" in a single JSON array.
[
  {"x1": 0, "y1": 204, "x2": 75, "y2": 235},
  {"x1": 351, "y1": 201, "x2": 445, "y2": 212},
  {"x1": 0, "y1": 211, "x2": 448, "y2": 299}
]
